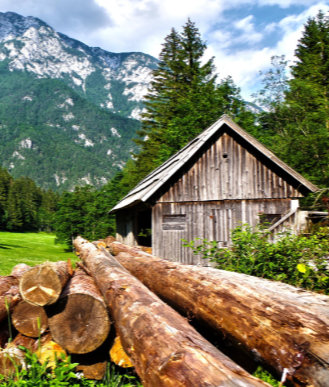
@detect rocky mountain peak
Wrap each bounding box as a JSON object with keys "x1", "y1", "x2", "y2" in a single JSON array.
[
  {"x1": 0, "y1": 11, "x2": 158, "y2": 118},
  {"x1": 0, "y1": 12, "x2": 158, "y2": 190}
]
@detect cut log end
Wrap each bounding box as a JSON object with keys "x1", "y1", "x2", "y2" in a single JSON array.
[
  {"x1": 110, "y1": 336, "x2": 133, "y2": 368},
  {"x1": 12, "y1": 301, "x2": 48, "y2": 337},
  {"x1": 48, "y1": 293, "x2": 110, "y2": 354},
  {"x1": 19, "y1": 264, "x2": 63, "y2": 306}
]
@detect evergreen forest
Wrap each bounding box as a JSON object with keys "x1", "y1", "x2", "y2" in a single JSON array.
[{"x1": 0, "y1": 12, "x2": 328, "y2": 246}]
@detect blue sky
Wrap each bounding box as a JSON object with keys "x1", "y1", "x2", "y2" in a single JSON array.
[{"x1": 0, "y1": 0, "x2": 328, "y2": 99}]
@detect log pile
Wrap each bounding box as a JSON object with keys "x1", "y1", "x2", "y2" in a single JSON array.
[
  {"x1": 103, "y1": 239, "x2": 329, "y2": 387},
  {"x1": 0, "y1": 261, "x2": 112, "y2": 380},
  {"x1": 0, "y1": 238, "x2": 328, "y2": 386}
]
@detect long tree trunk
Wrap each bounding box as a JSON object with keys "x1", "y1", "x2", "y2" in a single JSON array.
[
  {"x1": 73, "y1": 236, "x2": 269, "y2": 387},
  {"x1": 0, "y1": 264, "x2": 31, "y2": 322},
  {"x1": 19, "y1": 261, "x2": 71, "y2": 306},
  {"x1": 12, "y1": 300, "x2": 48, "y2": 337},
  {"x1": 47, "y1": 268, "x2": 110, "y2": 354},
  {"x1": 107, "y1": 241, "x2": 329, "y2": 387}
]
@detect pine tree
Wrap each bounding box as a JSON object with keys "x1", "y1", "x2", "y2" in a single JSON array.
[
  {"x1": 283, "y1": 11, "x2": 329, "y2": 186},
  {"x1": 0, "y1": 167, "x2": 12, "y2": 230},
  {"x1": 131, "y1": 19, "x2": 255, "y2": 186},
  {"x1": 257, "y1": 11, "x2": 329, "y2": 187},
  {"x1": 6, "y1": 177, "x2": 42, "y2": 231}
]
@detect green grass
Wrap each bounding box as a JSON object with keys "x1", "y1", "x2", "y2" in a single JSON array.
[{"x1": 0, "y1": 232, "x2": 76, "y2": 275}]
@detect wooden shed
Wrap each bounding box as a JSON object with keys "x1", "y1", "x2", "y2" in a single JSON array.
[{"x1": 110, "y1": 115, "x2": 318, "y2": 264}]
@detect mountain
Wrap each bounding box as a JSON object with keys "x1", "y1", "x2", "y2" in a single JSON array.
[{"x1": 0, "y1": 12, "x2": 158, "y2": 191}]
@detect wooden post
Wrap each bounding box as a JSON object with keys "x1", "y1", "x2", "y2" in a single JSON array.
[
  {"x1": 108, "y1": 240, "x2": 329, "y2": 386},
  {"x1": 74, "y1": 236, "x2": 269, "y2": 387}
]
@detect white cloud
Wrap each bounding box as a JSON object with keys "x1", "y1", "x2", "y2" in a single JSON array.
[
  {"x1": 207, "y1": 2, "x2": 329, "y2": 98},
  {"x1": 234, "y1": 15, "x2": 263, "y2": 44},
  {"x1": 257, "y1": 0, "x2": 324, "y2": 7},
  {"x1": 0, "y1": 0, "x2": 328, "y2": 99}
]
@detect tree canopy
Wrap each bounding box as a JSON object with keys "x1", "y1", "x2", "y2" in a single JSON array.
[
  {"x1": 127, "y1": 19, "x2": 256, "y2": 189},
  {"x1": 257, "y1": 11, "x2": 329, "y2": 188}
]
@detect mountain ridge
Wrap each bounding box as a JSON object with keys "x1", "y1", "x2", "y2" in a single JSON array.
[{"x1": 0, "y1": 11, "x2": 158, "y2": 190}]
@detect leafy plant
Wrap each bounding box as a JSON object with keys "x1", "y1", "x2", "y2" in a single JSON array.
[
  {"x1": 183, "y1": 224, "x2": 329, "y2": 293},
  {"x1": 0, "y1": 347, "x2": 141, "y2": 386},
  {"x1": 252, "y1": 366, "x2": 280, "y2": 387}
]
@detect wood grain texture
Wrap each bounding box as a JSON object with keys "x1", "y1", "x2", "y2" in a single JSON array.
[
  {"x1": 74, "y1": 236, "x2": 269, "y2": 387},
  {"x1": 0, "y1": 264, "x2": 31, "y2": 322},
  {"x1": 12, "y1": 300, "x2": 48, "y2": 337},
  {"x1": 48, "y1": 268, "x2": 110, "y2": 354},
  {"x1": 19, "y1": 261, "x2": 71, "y2": 306},
  {"x1": 109, "y1": 241, "x2": 329, "y2": 386}
]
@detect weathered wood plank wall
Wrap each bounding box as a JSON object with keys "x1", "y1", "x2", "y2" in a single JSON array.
[
  {"x1": 151, "y1": 133, "x2": 302, "y2": 264},
  {"x1": 152, "y1": 200, "x2": 292, "y2": 264},
  {"x1": 116, "y1": 132, "x2": 305, "y2": 264},
  {"x1": 159, "y1": 133, "x2": 302, "y2": 202}
]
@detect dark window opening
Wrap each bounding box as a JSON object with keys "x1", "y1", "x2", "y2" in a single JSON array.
[{"x1": 137, "y1": 209, "x2": 152, "y2": 247}]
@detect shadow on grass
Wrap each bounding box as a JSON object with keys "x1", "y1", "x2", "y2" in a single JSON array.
[{"x1": 0, "y1": 243, "x2": 26, "y2": 249}]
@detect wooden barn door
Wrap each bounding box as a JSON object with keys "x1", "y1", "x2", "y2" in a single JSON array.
[{"x1": 210, "y1": 202, "x2": 240, "y2": 247}]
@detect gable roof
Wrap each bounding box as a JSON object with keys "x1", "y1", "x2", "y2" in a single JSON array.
[{"x1": 110, "y1": 115, "x2": 318, "y2": 212}]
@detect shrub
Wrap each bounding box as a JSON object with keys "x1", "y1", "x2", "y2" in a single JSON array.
[
  {"x1": 0, "y1": 347, "x2": 141, "y2": 387},
  {"x1": 183, "y1": 224, "x2": 329, "y2": 294}
]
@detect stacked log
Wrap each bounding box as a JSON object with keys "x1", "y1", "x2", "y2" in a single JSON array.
[
  {"x1": 1, "y1": 237, "x2": 329, "y2": 386},
  {"x1": 12, "y1": 301, "x2": 48, "y2": 337},
  {"x1": 0, "y1": 263, "x2": 30, "y2": 322},
  {"x1": 0, "y1": 332, "x2": 55, "y2": 377},
  {"x1": 106, "y1": 240, "x2": 329, "y2": 387},
  {"x1": 74, "y1": 236, "x2": 269, "y2": 387},
  {"x1": 47, "y1": 267, "x2": 110, "y2": 354},
  {"x1": 0, "y1": 261, "x2": 113, "y2": 381},
  {"x1": 19, "y1": 261, "x2": 71, "y2": 306}
]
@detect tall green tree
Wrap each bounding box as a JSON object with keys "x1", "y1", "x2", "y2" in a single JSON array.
[
  {"x1": 6, "y1": 177, "x2": 42, "y2": 231},
  {"x1": 54, "y1": 184, "x2": 117, "y2": 246},
  {"x1": 130, "y1": 19, "x2": 255, "y2": 187},
  {"x1": 0, "y1": 167, "x2": 12, "y2": 230},
  {"x1": 258, "y1": 11, "x2": 329, "y2": 187},
  {"x1": 39, "y1": 189, "x2": 60, "y2": 232},
  {"x1": 283, "y1": 11, "x2": 329, "y2": 186}
]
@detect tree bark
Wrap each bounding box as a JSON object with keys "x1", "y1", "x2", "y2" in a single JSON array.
[
  {"x1": 74, "y1": 236, "x2": 269, "y2": 387},
  {"x1": 0, "y1": 264, "x2": 31, "y2": 322},
  {"x1": 19, "y1": 261, "x2": 71, "y2": 306},
  {"x1": 12, "y1": 300, "x2": 48, "y2": 337},
  {"x1": 10, "y1": 263, "x2": 31, "y2": 278},
  {"x1": 108, "y1": 241, "x2": 329, "y2": 387},
  {"x1": 47, "y1": 268, "x2": 110, "y2": 354}
]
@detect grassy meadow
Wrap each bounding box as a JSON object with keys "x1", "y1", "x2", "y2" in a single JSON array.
[{"x1": 0, "y1": 232, "x2": 76, "y2": 275}]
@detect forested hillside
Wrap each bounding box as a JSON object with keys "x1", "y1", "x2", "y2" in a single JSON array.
[
  {"x1": 0, "y1": 62, "x2": 140, "y2": 191},
  {"x1": 0, "y1": 167, "x2": 58, "y2": 232},
  {"x1": 0, "y1": 13, "x2": 328, "y2": 246},
  {"x1": 0, "y1": 11, "x2": 157, "y2": 190}
]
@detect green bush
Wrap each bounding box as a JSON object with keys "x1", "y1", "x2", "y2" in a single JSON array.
[
  {"x1": 183, "y1": 224, "x2": 329, "y2": 294},
  {"x1": 0, "y1": 347, "x2": 141, "y2": 387}
]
